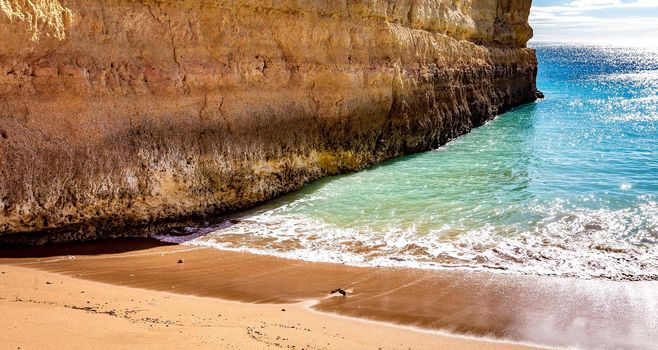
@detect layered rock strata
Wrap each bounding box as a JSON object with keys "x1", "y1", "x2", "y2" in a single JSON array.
[{"x1": 0, "y1": 0, "x2": 538, "y2": 243}]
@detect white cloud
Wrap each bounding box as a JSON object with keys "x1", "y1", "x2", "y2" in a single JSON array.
[
  {"x1": 530, "y1": 0, "x2": 658, "y2": 46},
  {"x1": 535, "y1": 0, "x2": 658, "y2": 14}
]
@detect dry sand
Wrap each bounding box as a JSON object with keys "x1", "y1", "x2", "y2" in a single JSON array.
[{"x1": 1, "y1": 239, "x2": 656, "y2": 349}]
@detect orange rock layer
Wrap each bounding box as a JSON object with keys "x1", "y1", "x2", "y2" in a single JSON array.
[{"x1": 0, "y1": 0, "x2": 538, "y2": 243}]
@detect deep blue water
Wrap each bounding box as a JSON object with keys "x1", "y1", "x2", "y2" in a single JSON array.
[{"x1": 180, "y1": 45, "x2": 658, "y2": 280}]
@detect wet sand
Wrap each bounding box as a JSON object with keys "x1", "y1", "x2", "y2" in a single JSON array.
[{"x1": 2, "y1": 239, "x2": 657, "y2": 349}]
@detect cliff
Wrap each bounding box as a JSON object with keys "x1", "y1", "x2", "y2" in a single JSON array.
[{"x1": 0, "y1": 0, "x2": 538, "y2": 244}]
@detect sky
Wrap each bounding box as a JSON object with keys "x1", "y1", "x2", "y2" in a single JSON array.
[{"x1": 530, "y1": 0, "x2": 658, "y2": 46}]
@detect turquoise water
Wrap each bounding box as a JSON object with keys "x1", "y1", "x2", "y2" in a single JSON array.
[{"x1": 181, "y1": 45, "x2": 658, "y2": 280}]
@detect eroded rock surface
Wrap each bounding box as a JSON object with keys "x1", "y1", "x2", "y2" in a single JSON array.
[{"x1": 0, "y1": 0, "x2": 538, "y2": 243}]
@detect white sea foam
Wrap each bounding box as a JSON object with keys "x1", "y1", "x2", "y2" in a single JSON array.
[{"x1": 161, "y1": 201, "x2": 658, "y2": 281}]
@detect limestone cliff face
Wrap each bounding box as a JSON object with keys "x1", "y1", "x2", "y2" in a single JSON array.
[{"x1": 0, "y1": 0, "x2": 538, "y2": 243}]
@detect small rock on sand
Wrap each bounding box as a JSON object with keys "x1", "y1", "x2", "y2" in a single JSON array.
[
  {"x1": 177, "y1": 259, "x2": 184, "y2": 264},
  {"x1": 330, "y1": 288, "x2": 347, "y2": 296}
]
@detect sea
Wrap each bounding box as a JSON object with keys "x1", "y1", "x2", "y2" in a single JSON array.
[{"x1": 159, "y1": 44, "x2": 658, "y2": 281}]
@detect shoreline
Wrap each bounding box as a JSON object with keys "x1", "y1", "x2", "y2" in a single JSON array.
[{"x1": 2, "y1": 239, "x2": 657, "y2": 349}]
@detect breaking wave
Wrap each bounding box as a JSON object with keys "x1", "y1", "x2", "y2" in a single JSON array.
[{"x1": 158, "y1": 199, "x2": 658, "y2": 281}]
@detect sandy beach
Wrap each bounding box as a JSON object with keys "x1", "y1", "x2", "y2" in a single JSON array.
[
  {"x1": 1, "y1": 247, "x2": 542, "y2": 350},
  {"x1": 1, "y1": 239, "x2": 656, "y2": 349},
  {"x1": 3, "y1": 265, "x2": 539, "y2": 350}
]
